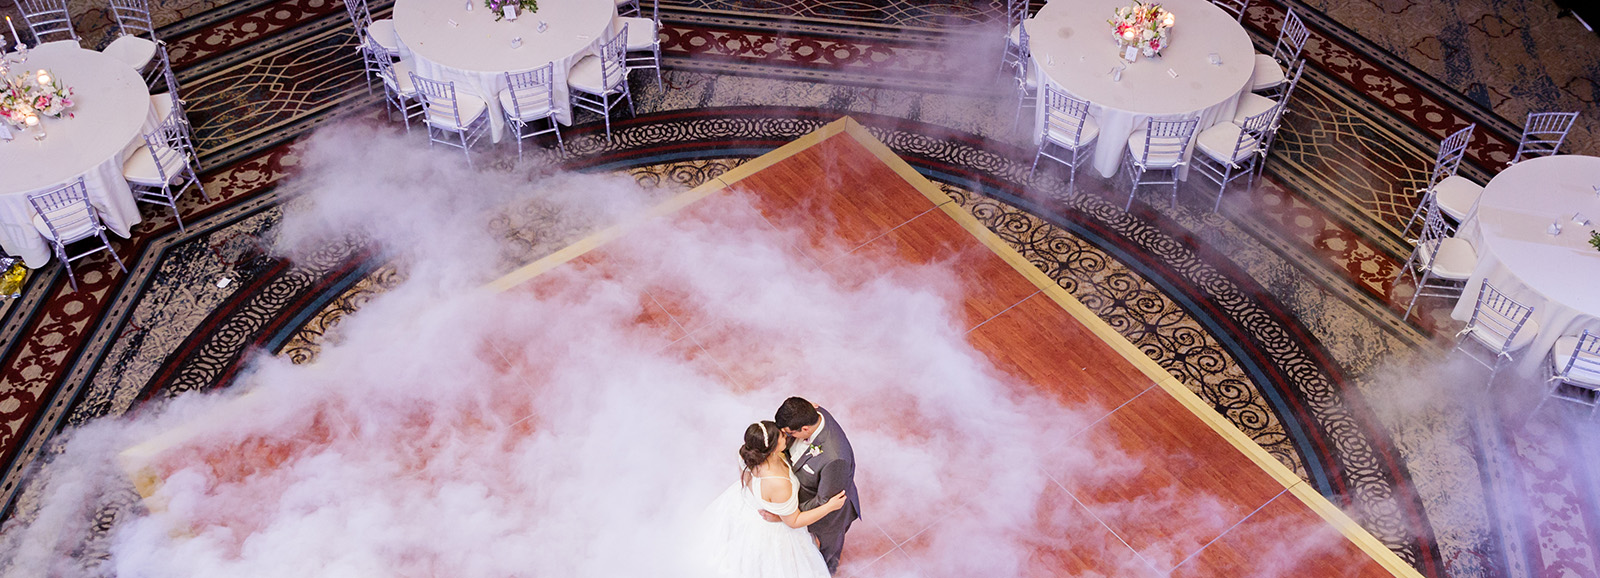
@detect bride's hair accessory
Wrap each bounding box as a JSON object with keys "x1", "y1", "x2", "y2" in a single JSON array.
[{"x1": 739, "y1": 420, "x2": 782, "y2": 471}]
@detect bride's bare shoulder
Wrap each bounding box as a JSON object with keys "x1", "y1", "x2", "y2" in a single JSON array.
[{"x1": 756, "y1": 468, "x2": 792, "y2": 503}]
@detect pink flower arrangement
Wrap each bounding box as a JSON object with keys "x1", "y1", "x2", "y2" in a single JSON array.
[
  {"x1": 1109, "y1": 1, "x2": 1175, "y2": 57},
  {"x1": 0, "y1": 68, "x2": 73, "y2": 128},
  {"x1": 484, "y1": 0, "x2": 536, "y2": 20}
]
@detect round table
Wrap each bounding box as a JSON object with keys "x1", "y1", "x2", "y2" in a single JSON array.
[
  {"x1": 1451, "y1": 155, "x2": 1600, "y2": 372},
  {"x1": 1028, "y1": 0, "x2": 1255, "y2": 179},
  {"x1": 392, "y1": 0, "x2": 617, "y2": 142},
  {"x1": 0, "y1": 43, "x2": 153, "y2": 268}
]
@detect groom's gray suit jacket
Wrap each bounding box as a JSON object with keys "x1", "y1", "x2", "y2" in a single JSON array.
[{"x1": 791, "y1": 406, "x2": 860, "y2": 572}]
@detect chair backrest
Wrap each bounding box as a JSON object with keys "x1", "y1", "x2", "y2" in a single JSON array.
[
  {"x1": 595, "y1": 24, "x2": 629, "y2": 92},
  {"x1": 1232, "y1": 106, "x2": 1276, "y2": 161},
  {"x1": 1270, "y1": 8, "x2": 1308, "y2": 64},
  {"x1": 1039, "y1": 86, "x2": 1091, "y2": 147},
  {"x1": 1212, "y1": 0, "x2": 1248, "y2": 22},
  {"x1": 13, "y1": 0, "x2": 76, "y2": 43},
  {"x1": 1468, "y1": 280, "x2": 1535, "y2": 355},
  {"x1": 410, "y1": 73, "x2": 470, "y2": 128},
  {"x1": 344, "y1": 0, "x2": 374, "y2": 35},
  {"x1": 504, "y1": 63, "x2": 556, "y2": 120},
  {"x1": 1426, "y1": 124, "x2": 1474, "y2": 191},
  {"x1": 1415, "y1": 201, "x2": 1455, "y2": 257},
  {"x1": 1136, "y1": 118, "x2": 1198, "y2": 165},
  {"x1": 1513, "y1": 111, "x2": 1580, "y2": 163},
  {"x1": 1005, "y1": 0, "x2": 1027, "y2": 32},
  {"x1": 27, "y1": 178, "x2": 99, "y2": 243},
  {"x1": 1274, "y1": 60, "x2": 1306, "y2": 124},
  {"x1": 140, "y1": 115, "x2": 195, "y2": 185},
  {"x1": 368, "y1": 41, "x2": 401, "y2": 82},
  {"x1": 646, "y1": 0, "x2": 659, "y2": 23},
  {"x1": 108, "y1": 0, "x2": 155, "y2": 39},
  {"x1": 1560, "y1": 330, "x2": 1600, "y2": 383}
]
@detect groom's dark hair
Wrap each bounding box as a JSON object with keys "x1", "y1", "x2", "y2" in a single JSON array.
[{"x1": 775, "y1": 397, "x2": 821, "y2": 431}]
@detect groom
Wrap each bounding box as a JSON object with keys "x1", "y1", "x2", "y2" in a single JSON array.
[{"x1": 767, "y1": 397, "x2": 860, "y2": 574}]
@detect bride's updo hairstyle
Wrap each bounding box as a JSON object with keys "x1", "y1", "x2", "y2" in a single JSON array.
[{"x1": 739, "y1": 420, "x2": 781, "y2": 470}]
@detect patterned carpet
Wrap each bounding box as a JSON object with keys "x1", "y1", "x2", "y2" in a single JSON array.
[{"x1": 0, "y1": 1, "x2": 1594, "y2": 576}]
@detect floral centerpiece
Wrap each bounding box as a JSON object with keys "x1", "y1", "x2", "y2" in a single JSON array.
[
  {"x1": 484, "y1": 0, "x2": 535, "y2": 20},
  {"x1": 1110, "y1": 1, "x2": 1175, "y2": 58},
  {"x1": 0, "y1": 69, "x2": 74, "y2": 129}
]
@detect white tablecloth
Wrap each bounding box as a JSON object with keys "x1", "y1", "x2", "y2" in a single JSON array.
[
  {"x1": 392, "y1": 0, "x2": 617, "y2": 142},
  {"x1": 0, "y1": 43, "x2": 154, "y2": 268},
  {"x1": 1029, "y1": 0, "x2": 1255, "y2": 179},
  {"x1": 1451, "y1": 155, "x2": 1600, "y2": 372}
]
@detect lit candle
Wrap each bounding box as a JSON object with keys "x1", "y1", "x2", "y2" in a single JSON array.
[
  {"x1": 23, "y1": 114, "x2": 37, "y2": 127},
  {"x1": 35, "y1": 69, "x2": 48, "y2": 86}
]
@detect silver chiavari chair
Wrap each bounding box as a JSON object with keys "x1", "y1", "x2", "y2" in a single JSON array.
[
  {"x1": 1212, "y1": 0, "x2": 1249, "y2": 22},
  {"x1": 500, "y1": 64, "x2": 564, "y2": 158},
  {"x1": 370, "y1": 43, "x2": 422, "y2": 131},
  {"x1": 1193, "y1": 105, "x2": 1276, "y2": 212},
  {"x1": 12, "y1": 0, "x2": 77, "y2": 45},
  {"x1": 616, "y1": 0, "x2": 640, "y2": 17},
  {"x1": 1122, "y1": 117, "x2": 1198, "y2": 211},
  {"x1": 345, "y1": 0, "x2": 399, "y2": 94},
  {"x1": 1250, "y1": 8, "x2": 1307, "y2": 97},
  {"x1": 621, "y1": 0, "x2": 662, "y2": 92},
  {"x1": 1533, "y1": 330, "x2": 1600, "y2": 420},
  {"x1": 124, "y1": 115, "x2": 208, "y2": 232},
  {"x1": 1453, "y1": 280, "x2": 1539, "y2": 388},
  {"x1": 567, "y1": 25, "x2": 634, "y2": 141},
  {"x1": 105, "y1": 0, "x2": 159, "y2": 70},
  {"x1": 148, "y1": 43, "x2": 192, "y2": 140},
  {"x1": 1399, "y1": 203, "x2": 1476, "y2": 322},
  {"x1": 1399, "y1": 124, "x2": 1475, "y2": 241},
  {"x1": 410, "y1": 73, "x2": 490, "y2": 166},
  {"x1": 999, "y1": 0, "x2": 1028, "y2": 73},
  {"x1": 1009, "y1": 21, "x2": 1037, "y2": 133},
  {"x1": 27, "y1": 178, "x2": 126, "y2": 292},
  {"x1": 1510, "y1": 111, "x2": 1580, "y2": 165},
  {"x1": 1028, "y1": 87, "x2": 1099, "y2": 193},
  {"x1": 1234, "y1": 59, "x2": 1303, "y2": 177}
]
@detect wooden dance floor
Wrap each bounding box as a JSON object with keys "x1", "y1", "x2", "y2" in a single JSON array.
[
  {"x1": 489, "y1": 119, "x2": 1415, "y2": 577},
  {"x1": 121, "y1": 118, "x2": 1416, "y2": 577}
]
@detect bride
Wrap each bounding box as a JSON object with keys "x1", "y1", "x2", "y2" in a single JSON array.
[{"x1": 698, "y1": 420, "x2": 849, "y2": 577}]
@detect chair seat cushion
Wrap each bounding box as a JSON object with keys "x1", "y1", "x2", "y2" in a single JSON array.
[
  {"x1": 1196, "y1": 122, "x2": 1260, "y2": 165},
  {"x1": 367, "y1": 18, "x2": 399, "y2": 50},
  {"x1": 30, "y1": 208, "x2": 95, "y2": 242},
  {"x1": 425, "y1": 93, "x2": 488, "y2": 129},
  {"x1": 1434, "y1": 175, "x2": 1484, "y2": 221},
  {"x1": 1250, "y1": 53, "x2": 1285, "y2": 92},
  {"x1": 1417, "y1": 237, "x2": 1477, "y2": 280},
  {"x1": 567, "y1": 54, "x2": 618, "y2": 93},
  {"x1": 123, "y1": 143, "x2": 189, "y2": 186},
  {"x1": 385, "y1": 61, "x2": 418, "y2": 95},
  {"x1": 620, "y1": 16, "x2": 657, "y2": 49},
  {"x1": 1469, "y1": 315, "x2": 1539, "y2": 352},
  {"x1": 498, "y1": 88, "x2": 553, "y2": 121},
  {"x1": 1126, "y1": 129, "x2": 1186, "y2": 169},
  {"x1": 103, "y1": 35, "x2": 157, "y2": 70},
  {"x1": 1553, "y1": 335, "x2": 1600, "y2": 387},
  {"x1": 1233, "y1": 92, "x2": 1278, "y2": 124},
  {"x1": 1045, "y1": 115, "x2": 1100, "y2": 148},
  {"x1": 152, "y1": 92, "x2": 176, "y2": 120}
]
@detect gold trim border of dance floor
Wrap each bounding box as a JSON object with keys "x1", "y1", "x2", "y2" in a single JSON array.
[{"x1": 487, "y1": 117, "x2": 1421, "y2": 577}]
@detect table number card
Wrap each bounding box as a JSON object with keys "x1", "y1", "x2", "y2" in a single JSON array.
[
  {"x1": 503, "y1": 4, "x2": 517, "y2": 20},
  {"x1": 1123, "y1": 46, "x2": 1139, "y2": 62}
]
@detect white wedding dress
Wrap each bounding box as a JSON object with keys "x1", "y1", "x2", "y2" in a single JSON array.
[{"x1": 696, "y1": 469, "x2": 831, "y2": 578}]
